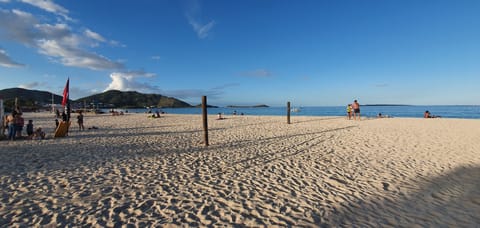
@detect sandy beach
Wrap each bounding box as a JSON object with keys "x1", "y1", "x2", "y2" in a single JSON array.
[{"x1": 0, "y1": 112, "x2": 479, "y2": 227}]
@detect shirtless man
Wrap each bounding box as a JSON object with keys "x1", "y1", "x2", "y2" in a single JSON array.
[{"x1": 352, "y1": 100, "x2": 360, "y2": 120}]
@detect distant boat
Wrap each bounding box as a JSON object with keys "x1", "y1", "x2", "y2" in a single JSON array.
[{"x1": 291, "y1": 107, "x2": 301, "y2": 112}]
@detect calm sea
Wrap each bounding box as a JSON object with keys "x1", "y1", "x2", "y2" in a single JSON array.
[{"x1": 112, "y1": 105, "x2": 480, "y2": 119}]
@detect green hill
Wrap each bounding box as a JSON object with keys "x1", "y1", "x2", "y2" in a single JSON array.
[
  {"x1": 0, "y1": 88, "x2": 63, "y2": 112},
  {"x1": 0, "y1": 88, "x2": 192, "y2": 111},
  {"x1": 74, "y1": 90, "x2": 192, "y2": 108}
]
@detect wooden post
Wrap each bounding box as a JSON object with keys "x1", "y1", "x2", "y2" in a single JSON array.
[
  {"x1": 202, "y1": 96, "x2": 209, "y2": 146},
  {"x1": 0, "y1": 99, "x2": 4, "y2": 137},
  {"x1": 287, "y1": 101, "x2": 291, "y2": 124}
]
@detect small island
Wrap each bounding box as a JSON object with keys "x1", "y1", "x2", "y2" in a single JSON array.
[
  {"x1": 194, "y1": 104, "x2": 219, "y2": 108},
  {"x1": 227, "y1": 104, "x2": 269, "y2": 108}
]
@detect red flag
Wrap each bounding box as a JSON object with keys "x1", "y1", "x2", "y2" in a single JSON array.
[{"x1": 62, "y1": 78, "x2": 69, "y2": 106}]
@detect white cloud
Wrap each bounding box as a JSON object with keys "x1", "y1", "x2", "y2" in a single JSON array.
[
  {"x1": 0, "y1": 0, "x2": 11, "y2": 3},
  {"x1": 105, "y1": 71, "x2": 157, "y2": 92},
  {"x1": 37, "y1": 39, "x2": 123, "y2": 70},
  {"x1": 84, "y1": 29, "x2": 106, "y2": 43},
  {"x1": 104, "y1": 71, "x2": 229, "y2": 100},
  {"x1": 187, "y1": 17, "x2": 215, "y2": 39},
  {"x1": 20, "y1": 0, "x2": 71, "y2": 20},
  {"x1": 0, "y1": 48, "x2": 24, "y2": 67},
  {"x1": 109, "y1": 40, "x2": 126, "y2": 47},
  {"x1": 184, "y1": 0, "x2": 215, "y2": 39},
  {"x1": 35, "y1": 23, "x2": 73, "y2": 41},
  {"x1": 151, "y1": 55, "x2": 161, "y2": 60},
  {"x1": 84, "y1": 29, "x2": 122, "y2": 48},
  {"x1": 0, "y1": 9, "x2": 38, "y2": 45},
  {"x1": 0, "y1": 9, "x2": 124, "y2": 70}
]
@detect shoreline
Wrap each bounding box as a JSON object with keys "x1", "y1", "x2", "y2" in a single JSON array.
[{"x1": 1, "y1": 112, "x2": 479, "y2": 226}]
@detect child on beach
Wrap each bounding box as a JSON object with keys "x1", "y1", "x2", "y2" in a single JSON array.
[
  {"x1": 33, "y1": 127, "x2": 46, "y2": 140},
  {"x1": 26, "y1": 120, "x2": 34, "y2": 139},
  {"x1": 346, "y1": 104, "x2": 352, "y2": 120}
]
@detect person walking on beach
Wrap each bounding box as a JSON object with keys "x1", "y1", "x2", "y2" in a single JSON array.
[
  {"x1": 77, "y1": 111, "x2": 85, "y2": 131},
  {"x1": 346, "y1": 104, "x2": 352, "y2": 120},
  {"x1": 352, "y1": 100, "x2": 361, "y2": 120}
]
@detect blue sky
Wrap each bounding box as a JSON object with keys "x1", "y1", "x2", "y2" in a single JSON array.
[{"x1": 0, "y1": 0, "x2": 479, "y2": 106}]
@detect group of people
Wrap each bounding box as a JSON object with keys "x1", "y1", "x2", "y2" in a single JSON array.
[
  {"x1": 346, "y1": 100, "x2": 361, "y2": 120},
  {"x1": 346, "y1": 100, "x2": 441, "y2": 119},
  {"x1": 3, "y1": 107, "x2": 45, "y2": 140},
  {"x1": 2, "y1": 107, "x2": 86, "y2": 140},
  {"x1": 55, "y1": 110, "x2": 85, "y2": 131}
]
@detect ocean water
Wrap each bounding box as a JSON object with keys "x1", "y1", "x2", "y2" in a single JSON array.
[{"x1": 115, "y1": 105, "x2": 480, "y2": 119}]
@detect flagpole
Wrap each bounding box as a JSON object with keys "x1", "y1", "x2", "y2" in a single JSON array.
[
  {"x1": 51, "y1": 92, "x2": 54, "y2": 113},
  {"x1": 0, "y1": 99, "x2": 4, "y2": 138},
  {"x1": 61, "y1": 77, "x2": 70, "y2": 130}
]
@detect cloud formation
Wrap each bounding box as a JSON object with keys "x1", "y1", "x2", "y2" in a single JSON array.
[
  {"x1": 105, "y1": 71, "x2": 158, "y2": 93},
  {"x1": 184, "y1": 0, "x2": 215, "y2": 39},
  {"x1": 104, "y1": 71, "x2": 233, "y2": 101},
  {"x1": 0, "y1": 7, "x2": 123, "y2": 70},
  {"x1": 20, "y1": 0, "x2": 71, "y2": 20},
  {"x1": 0, "y1": 48, "x2": 24, "y2": 67},
  {"x1": 187, "y1": 17, "x2": 215, "y2": 39}
]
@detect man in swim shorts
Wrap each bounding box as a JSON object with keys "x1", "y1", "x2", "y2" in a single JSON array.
[{"x1": 352, "y1": 100, "x2": 360, "y2": 120}]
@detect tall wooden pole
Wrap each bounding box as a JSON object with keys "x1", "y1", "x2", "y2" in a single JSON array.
[
  {"x1": 202, "y1": 96, "x2": 209, "y2": 146},
  {"x1": 51, "y1": 92, "x2": 54, "y2": 113},
  {"x1": 0, "y1": 99, "x2": 4, "y2": 137},
  {"x1": 287, "y1": 101, "x2": 291, "y2": 124}
]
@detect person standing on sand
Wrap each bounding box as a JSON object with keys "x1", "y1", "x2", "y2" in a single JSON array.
[
  {"x1": 77, "y1": 112, "x2": 85, "y2": 131},
  {"x1": 15, "y1": 113, "x2": 24, "y2": 138},
  {"x1": 346, "y1": 104, "x2": 352, "y2": 120},
  {"x1": 26, "y1": 120, "x2": 34, "y2": 139},
  {"x1": 352, "y1": 100, "x2": 361, "y2": 120},
  {"x1": 6, "y1": 113, "x2": 16, "y2": 140}
]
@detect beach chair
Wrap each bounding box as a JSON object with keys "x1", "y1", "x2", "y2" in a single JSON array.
[{"x1": 54, "y1": 121, "x2": 71, "y2": 138}]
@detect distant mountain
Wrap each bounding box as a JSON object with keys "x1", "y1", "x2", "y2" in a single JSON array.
[
  {"x1": 0, "y1": 88, "x2": 63, "y2": 103},
  {"x1": 0, "y1": 88, "x2": 192, "y2": 111},
  {"x1": 0, "y1": 88, "x2": 63, "y2": 111},
  {"x1": 75, "y1": 90, "x2": 192, "y2": 108}
]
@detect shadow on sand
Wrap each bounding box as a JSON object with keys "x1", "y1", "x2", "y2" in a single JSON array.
[{"x1": 328, "y1": 165, "x2": 480, "y2": 227}]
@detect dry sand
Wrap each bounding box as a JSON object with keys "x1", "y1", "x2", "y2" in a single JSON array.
[{"x1": 0, "y1": 112, "x2": 479, "y2": 227}]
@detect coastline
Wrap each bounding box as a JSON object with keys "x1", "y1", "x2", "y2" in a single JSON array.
[
  {"x1": 136, "y1": 105, "x2": 480, "y2": 119},
  {"x1": 1, "y1": 112, "x2": 479, "y2": 226}
]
